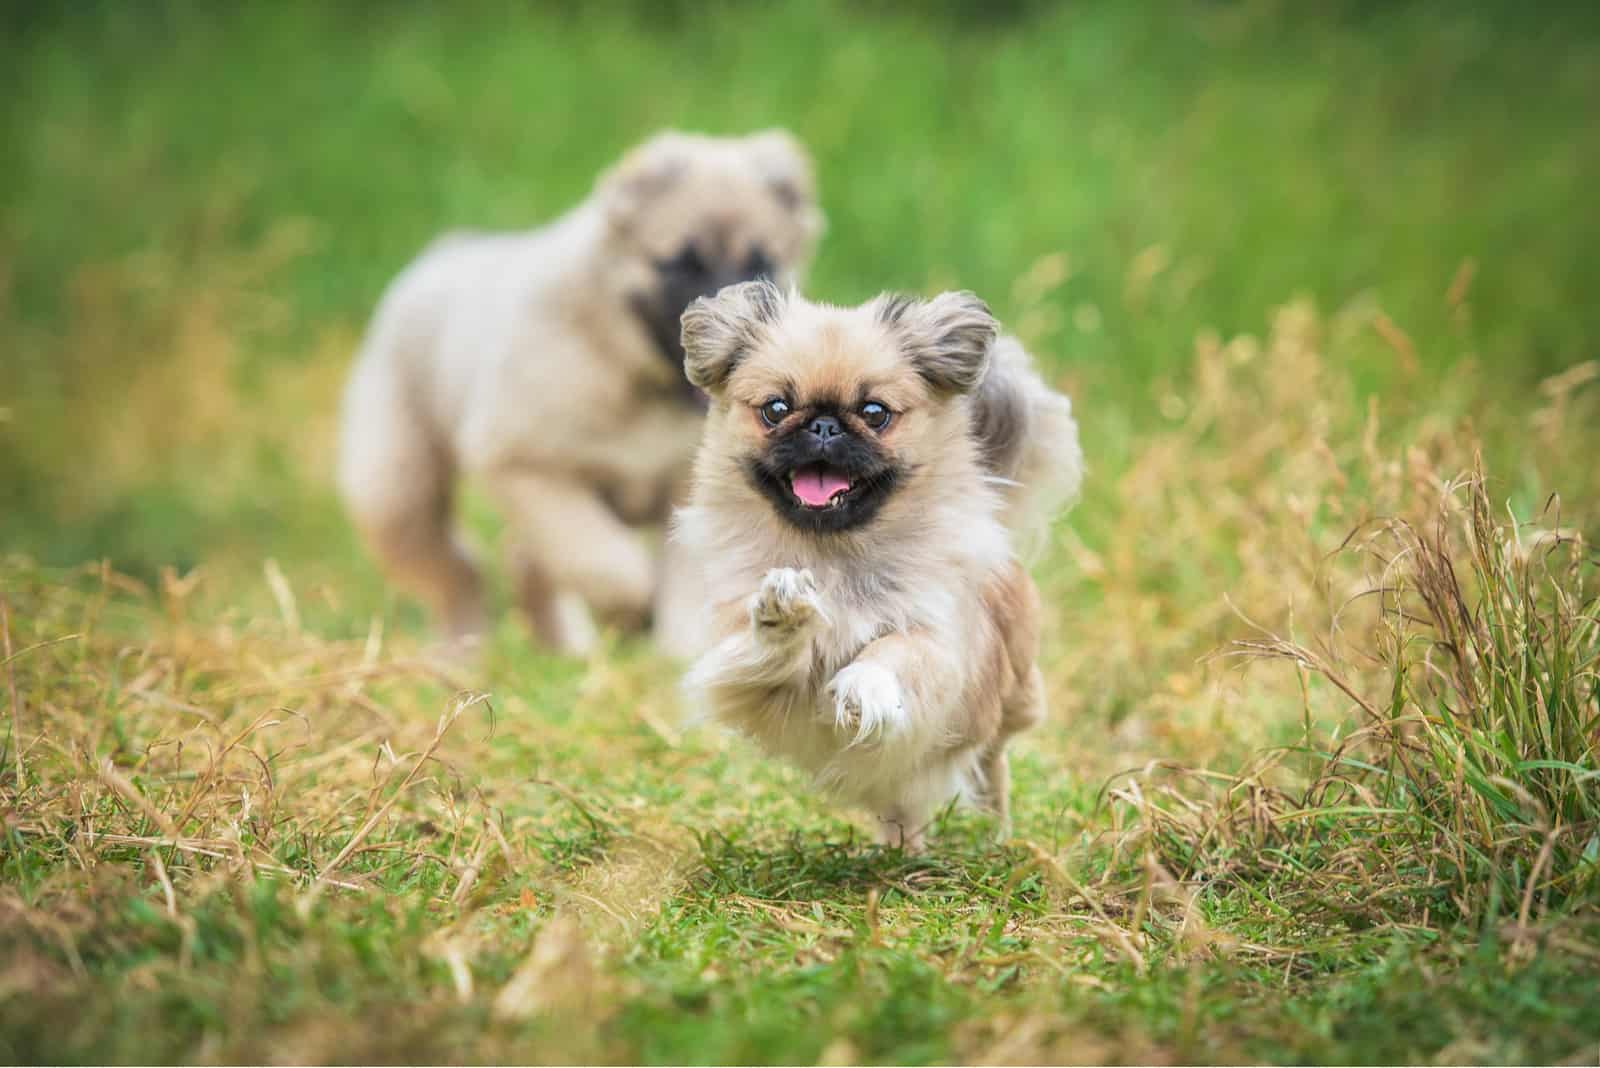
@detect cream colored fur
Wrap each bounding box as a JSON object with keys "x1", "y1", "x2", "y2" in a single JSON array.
[
  {"x1": 338, "y1": 131, "x2": 821, "y2": 654},
  {"x1": 674, "y1": 283, "x2": 1082, "y2": 848}
]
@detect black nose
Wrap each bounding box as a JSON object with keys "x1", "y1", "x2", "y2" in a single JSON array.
[{"x1": 807, "y1": 415, "x2": 843, "y2": 441}]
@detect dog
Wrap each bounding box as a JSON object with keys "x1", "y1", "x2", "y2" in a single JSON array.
[
  {"x1": 338, "y1": 130, "x2": 824, "y2": 654},
  {"x1": 672, "y1": 280, "x2": 1082, "y2": 848}
]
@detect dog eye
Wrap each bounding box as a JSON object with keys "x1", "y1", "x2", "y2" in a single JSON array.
[
  {"x1": 860, "y1": 401, "x2": 892, "y2": 431},
  {"x1": 665, "y1": 246, "x2": 708, "y2": 276},
  {"x1": 759, "y1": 398, "x2": 791, "y2": 427}
]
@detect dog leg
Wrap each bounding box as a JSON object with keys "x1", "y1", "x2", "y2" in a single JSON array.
[
  {"x1": 829, "y1": 630, "x2": 1003, "y2": 846},
  {"x1": 685, "y1": 568, "x2": 825, "y2": 707},
  {"x1": 980, "y1": 664, "x2": 1046, "y2": 838},
  {"x1": 488, "y1": 470, "x2": 655, "y2": 653},
  {"x1": 339, "y1": 377, "x2": 486, "y2": 647},
  {"x1": 503, "y1": 541, "x2": 597, "y2": 655},
  {"x1": 362, "y1": 512, "x2": 486, "y2": 648},
  {"x1": 825, "y1": 630, "x2": 982, "y2": 750},
  {"x1": 976, "y1": 745, "x2": 1012, "y2": 841}
]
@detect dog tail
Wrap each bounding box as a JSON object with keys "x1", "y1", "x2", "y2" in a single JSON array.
[{"x1": 971, "y1": 335, "x2": 1084, "y2": 554}]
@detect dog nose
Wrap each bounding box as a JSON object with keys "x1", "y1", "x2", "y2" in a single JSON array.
[{"x1": 807, "y1": 415, "x2": 843, "y2": 440}]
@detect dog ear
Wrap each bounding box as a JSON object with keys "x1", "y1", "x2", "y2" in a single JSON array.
[
  {"x1": 875, "y1": 290, "x2": 997, "y2": 394},
  {"x1": 743, "y1": 129, "x2": 826, "y2": 253},
  {"x1": 681, "y1": 279, "x2": 786, "y2": 394},
  {"x1": 599, "y1": 131, "x2": 691, "y2": 233}
]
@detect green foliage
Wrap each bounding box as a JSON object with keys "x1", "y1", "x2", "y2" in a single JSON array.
[
  {"x1": 4, "y1": 3, "x2": 1600, "y2": 1064},
  {"x1": 6, "y1": 2, "x2": 1600, "y2": 573}
]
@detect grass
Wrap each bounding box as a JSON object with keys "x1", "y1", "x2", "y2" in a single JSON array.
[
  {"x1": 1128, "y1": 466, "x2": 1600, "y2": 931},
  {"x1": 4, "y1": 2, "x2": 1600, "y2": 1063}
]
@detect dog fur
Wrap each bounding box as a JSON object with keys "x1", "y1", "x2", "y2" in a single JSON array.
[
  {"x1": 338, "y1": 131, "x2": 823, "y2": 654},
  {"x1": 673, "y1": 281, "x2": 1082, "y2": 848}
]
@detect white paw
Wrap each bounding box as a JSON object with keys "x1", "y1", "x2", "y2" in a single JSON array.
[
  {"x1": 749, "y1": 567, "x2": 824, "y2": 634},
  {"x1": 827, "y1": 661, "x2": 908, "y2": 746}
]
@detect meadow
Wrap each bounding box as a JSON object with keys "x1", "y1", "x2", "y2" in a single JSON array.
[{"x1": 3, "y1": 3, "x2": 1599, "y2": 1063}]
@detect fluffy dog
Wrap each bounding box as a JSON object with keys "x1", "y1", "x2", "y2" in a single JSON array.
[
  {"x1": 338, "y1": 131, "x2": 823, "y2": 653},
  {"x1": 673, "y1": 280, "x2": 1082, "y2": 848}
]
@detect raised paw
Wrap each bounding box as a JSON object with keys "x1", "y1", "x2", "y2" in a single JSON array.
[
  {"x1": 827, "y1": 661, "x2": 908, "y2": 746},
  {"x1": 749, "y1": 567, "x2": 824, "y2": 634}
]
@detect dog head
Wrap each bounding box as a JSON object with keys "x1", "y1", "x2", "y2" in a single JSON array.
[
  {"x1": 680, "y1": 280, "x2": 997, "y2": 534},
  {"x1": 600, "y1": 130, "x2": 824, "y2": 388}
]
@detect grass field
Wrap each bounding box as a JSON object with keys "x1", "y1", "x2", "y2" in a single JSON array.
[{"x1": 4, "y1": 3, "x2": 1600, "y2": 1063}]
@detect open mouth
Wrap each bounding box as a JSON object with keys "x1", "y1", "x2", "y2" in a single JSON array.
[
  {"x1": 789, "y1": 463, "x2": 854, "y2": 509},
  {"x1": 747, "y1": 453, "x2": 899, "y2": 534}
]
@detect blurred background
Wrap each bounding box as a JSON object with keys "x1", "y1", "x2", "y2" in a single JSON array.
[
  {"x1": 4, "y1": 0, "x2": 1598, "y2": 617},
  {"x1": 6, "y1": 7, "x2": 1600, "y2": 1060}
]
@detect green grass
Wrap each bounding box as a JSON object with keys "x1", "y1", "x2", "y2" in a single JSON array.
[{"x1": 4, "y1": 3, "x2": 1600, "y2": 1064}]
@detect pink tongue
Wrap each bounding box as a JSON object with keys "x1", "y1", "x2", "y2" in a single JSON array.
[{"x1": 791, "y1": 467, "x2": 852, "y2": 507}]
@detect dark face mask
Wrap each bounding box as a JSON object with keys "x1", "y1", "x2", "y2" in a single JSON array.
[
  {"x1": 744, "y1": 405, "x2": 903, "y2": 534},
  {"x1": 630, "y1": 244, "x2": 776, "y2": 407}
]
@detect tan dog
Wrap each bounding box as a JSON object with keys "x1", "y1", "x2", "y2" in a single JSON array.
[
  {"x1": 674, "y1": 281, "x2": 1082, "y2": 848},
  {"x1": 338, "y1": 131, "x2": 823, "y2": 654}
]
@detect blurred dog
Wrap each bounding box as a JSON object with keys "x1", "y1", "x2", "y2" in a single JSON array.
[
  {"x1": 339, "y1": 131, "x2": 823, "y2": 653},
  {"x1": 674, "y1": 281, "x2": 1082, "y2": 848}
]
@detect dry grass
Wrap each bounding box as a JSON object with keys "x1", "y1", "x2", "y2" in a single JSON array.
[
  {"x1": 3, "y1": 295, "x2": 1599, "y2": 1061},
  {"x1": 1114, "y1": 465, "x2": 1599, "y2": 932},
  {"x1": 1032, "y1": 296, "x2": 1547, "y2": 777},
  {"x1": 0, "y1": 558, "x2": 485, "y2": 894}
]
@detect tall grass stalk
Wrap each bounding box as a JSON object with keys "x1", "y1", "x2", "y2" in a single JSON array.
[{"x1": 1132, "y1": 463, "x2": 1599, "y2": 928}]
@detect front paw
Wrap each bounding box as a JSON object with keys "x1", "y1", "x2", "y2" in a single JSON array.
[
  {"x1": 827, "y1": 661, "x2": 908, "y2": 746},
  {"x1": 749, "y1": 567, "x2": 824, "y2": 635}
]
